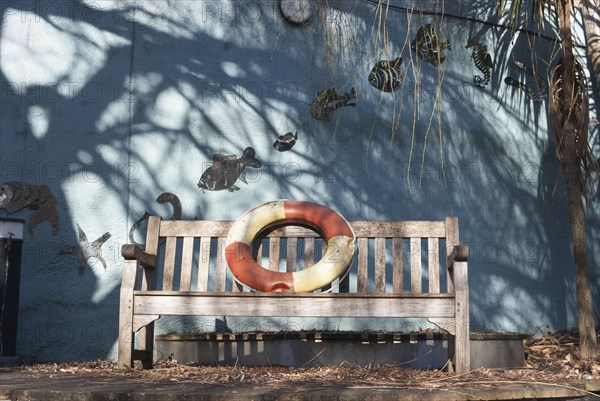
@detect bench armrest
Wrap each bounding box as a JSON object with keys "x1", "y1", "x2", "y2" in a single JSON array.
[
  {"x1": 446, "y1": 245, "x2": 469, "y2": 270},
  {"x1": 121, "y1": 244, "x2": 157, "y2": 269}
]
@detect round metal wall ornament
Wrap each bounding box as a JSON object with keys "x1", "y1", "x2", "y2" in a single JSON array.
[{"x1": 279, "y1": 0, "x2": 312, "y2": 25}]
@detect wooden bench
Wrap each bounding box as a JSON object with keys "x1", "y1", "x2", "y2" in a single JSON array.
[{"x1": 118, "y1": 216, "x2": 470, "y2": 372}]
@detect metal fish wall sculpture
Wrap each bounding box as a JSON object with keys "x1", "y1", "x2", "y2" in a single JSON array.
[
  {"x1": 309, "y1": 87, "x2": 358, "y2": 121},
  {"x1": 273, "y1": 132, "x2": 298, "y2": 152},
  {"x1": 197, "y1": 147, "x2": 263, "y2": 192},
  {"x1": 411, "y1": 24, "x2": 451, "y2": 66},
  {"x1": 368, "y1": 57, "x2": 403, "y2": 92}
]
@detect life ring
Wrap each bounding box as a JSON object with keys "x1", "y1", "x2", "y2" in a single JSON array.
[{"x1": 225, "y1": 200, "x2": 356, "y2": 292}]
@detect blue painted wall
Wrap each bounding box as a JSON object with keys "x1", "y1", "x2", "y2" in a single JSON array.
[{"x1": 0, "y1": 0, "x2": 598, "y2": 362}]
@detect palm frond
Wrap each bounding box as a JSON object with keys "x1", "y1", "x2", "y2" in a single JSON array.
[{"x1": 498, "y1": 0, "x2": 551, "y2": 31}]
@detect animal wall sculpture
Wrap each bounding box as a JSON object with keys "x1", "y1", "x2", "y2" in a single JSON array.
[{"x1": 0, "y1": 182, "x2": 59, "y2": 237}]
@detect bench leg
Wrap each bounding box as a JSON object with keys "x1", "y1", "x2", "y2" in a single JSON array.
[
  {"x1": 138, "y1": 321, "x2": 155, "y2": 369},
  {"x1": 118, "y1": 321, "x2": 134, "y2": 369},
  {"x1": 118, "y1": 260, "x2": 138, "y2": 369},
  {"x1": 453, "y1": 260, "x2": 470, "y2": 373}
]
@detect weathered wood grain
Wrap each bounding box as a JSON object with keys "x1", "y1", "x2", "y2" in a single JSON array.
[
  {"x1": 428, "y1": 238, "x2": 440, "y2": 294},
  {"x1": 445, "y1": 217, "x2": 459, "y2": 294},
  {"x1": 121, "y1": 244, "x2": 157, "y2": 269},
  {"x1": 134, "y1": 292, "x2": 456, "y2": 318},
  {"x1": 162, "y1": 237, "x2": 177, "y2": 291},
  {"x1": 120, "y1": 215, "x2": 470, "y2": 372},
  {"x1": 304, "y1": 237, "x2": 315, "y2": 268},
  {"x1": 453, "y1": 260, "x2": 470, "y2": 373},
  {"x1": 357, "y1": 238, "x2": 368, "y2": 294},
  {"x1": 392, "y1": 238, "x2": 403, "y2": 293},
  {"x1": 138, "y1": 216, "x2": 161, "y2": 369},
  {"x1": 375, "y1": 238, "x2": 386, "y2": 293},
  {"x1": 180, "y1": 237, "x2": 194, "y2": 291},
  {"x1": 287, "y1": 237, "x2": 297, "y2": 272},
  {"x1": 410, "y1": 238, "x2": 422, "y2": 293},
  {"x1": 197, "y1": 237, "x2": 210, "y2": 292},
  {"x1": 159, "y1": 220, "x2": 446, "y2": 238},
  {"x1": 215, "y1": 238, "x2": 227, "y2": 292},
  {"x1": 269, "y1": 238, "x2": 280, "y2": 272},
  {"x1": 117, "y1": 259, "x2": 139, "y2": 369}
]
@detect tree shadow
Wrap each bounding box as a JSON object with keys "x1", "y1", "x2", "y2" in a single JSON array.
[{"x1": 0, "y1": 0, "x2": 597, "y2": 362}]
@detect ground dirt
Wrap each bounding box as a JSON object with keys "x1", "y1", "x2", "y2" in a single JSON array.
[{"x1": 8, "y1": 330, "x2": 599, "y2": 391}]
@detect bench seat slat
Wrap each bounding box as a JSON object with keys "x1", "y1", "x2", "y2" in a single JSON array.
[{"x1": 133, "y1": 291, "x2": 456, "y2": 318}]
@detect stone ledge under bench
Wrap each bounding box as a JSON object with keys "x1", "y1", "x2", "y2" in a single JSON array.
[{"x1": 156, "y1": 331, "x2": 528, "y2": 369}]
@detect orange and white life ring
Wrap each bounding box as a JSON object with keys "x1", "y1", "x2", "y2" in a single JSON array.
[{"x1": 225, "y1": 200, "x2": 355, "y2": 292}]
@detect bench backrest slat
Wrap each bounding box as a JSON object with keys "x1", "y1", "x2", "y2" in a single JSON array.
[
  {"x1": 143, "y1": 219, "x2": 458, "y2": 295},
  {"x1": 215, "y1": 237, "x2": 227, "y2": 292},
  {"x1": 428, "y1": 237, "x2": 440, "y2": 293},
  {"x1": 374, "y1": 237, "x2": 386, "y2": 293},
  {"x1": 287, "y1": 237, "x2": 298, "y2": 272},
  {"x1": 356, "y1": 237, "x2": 368, "y2": 294},
  {"x1": 180, "y1": 237, "x2": 195, "y2": 291},
  {"x1": 197, "y1": 237, "x2": 211, "y2": 291},
  {"x1": 269, "y1": 238, "x2": 280, "y2": 272},
  {"x1": 162, "y1": 236, "x2": 177, "y2": 290},
  {"x1": 304, "y1": 237, "x2": 315, "y2": 268},
  {"x1": 410, "y1": 237, "x2": 422, "y2": 293},
  {"x1": 392, "y1": 238, "x2": 403, "y2": 293}
]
